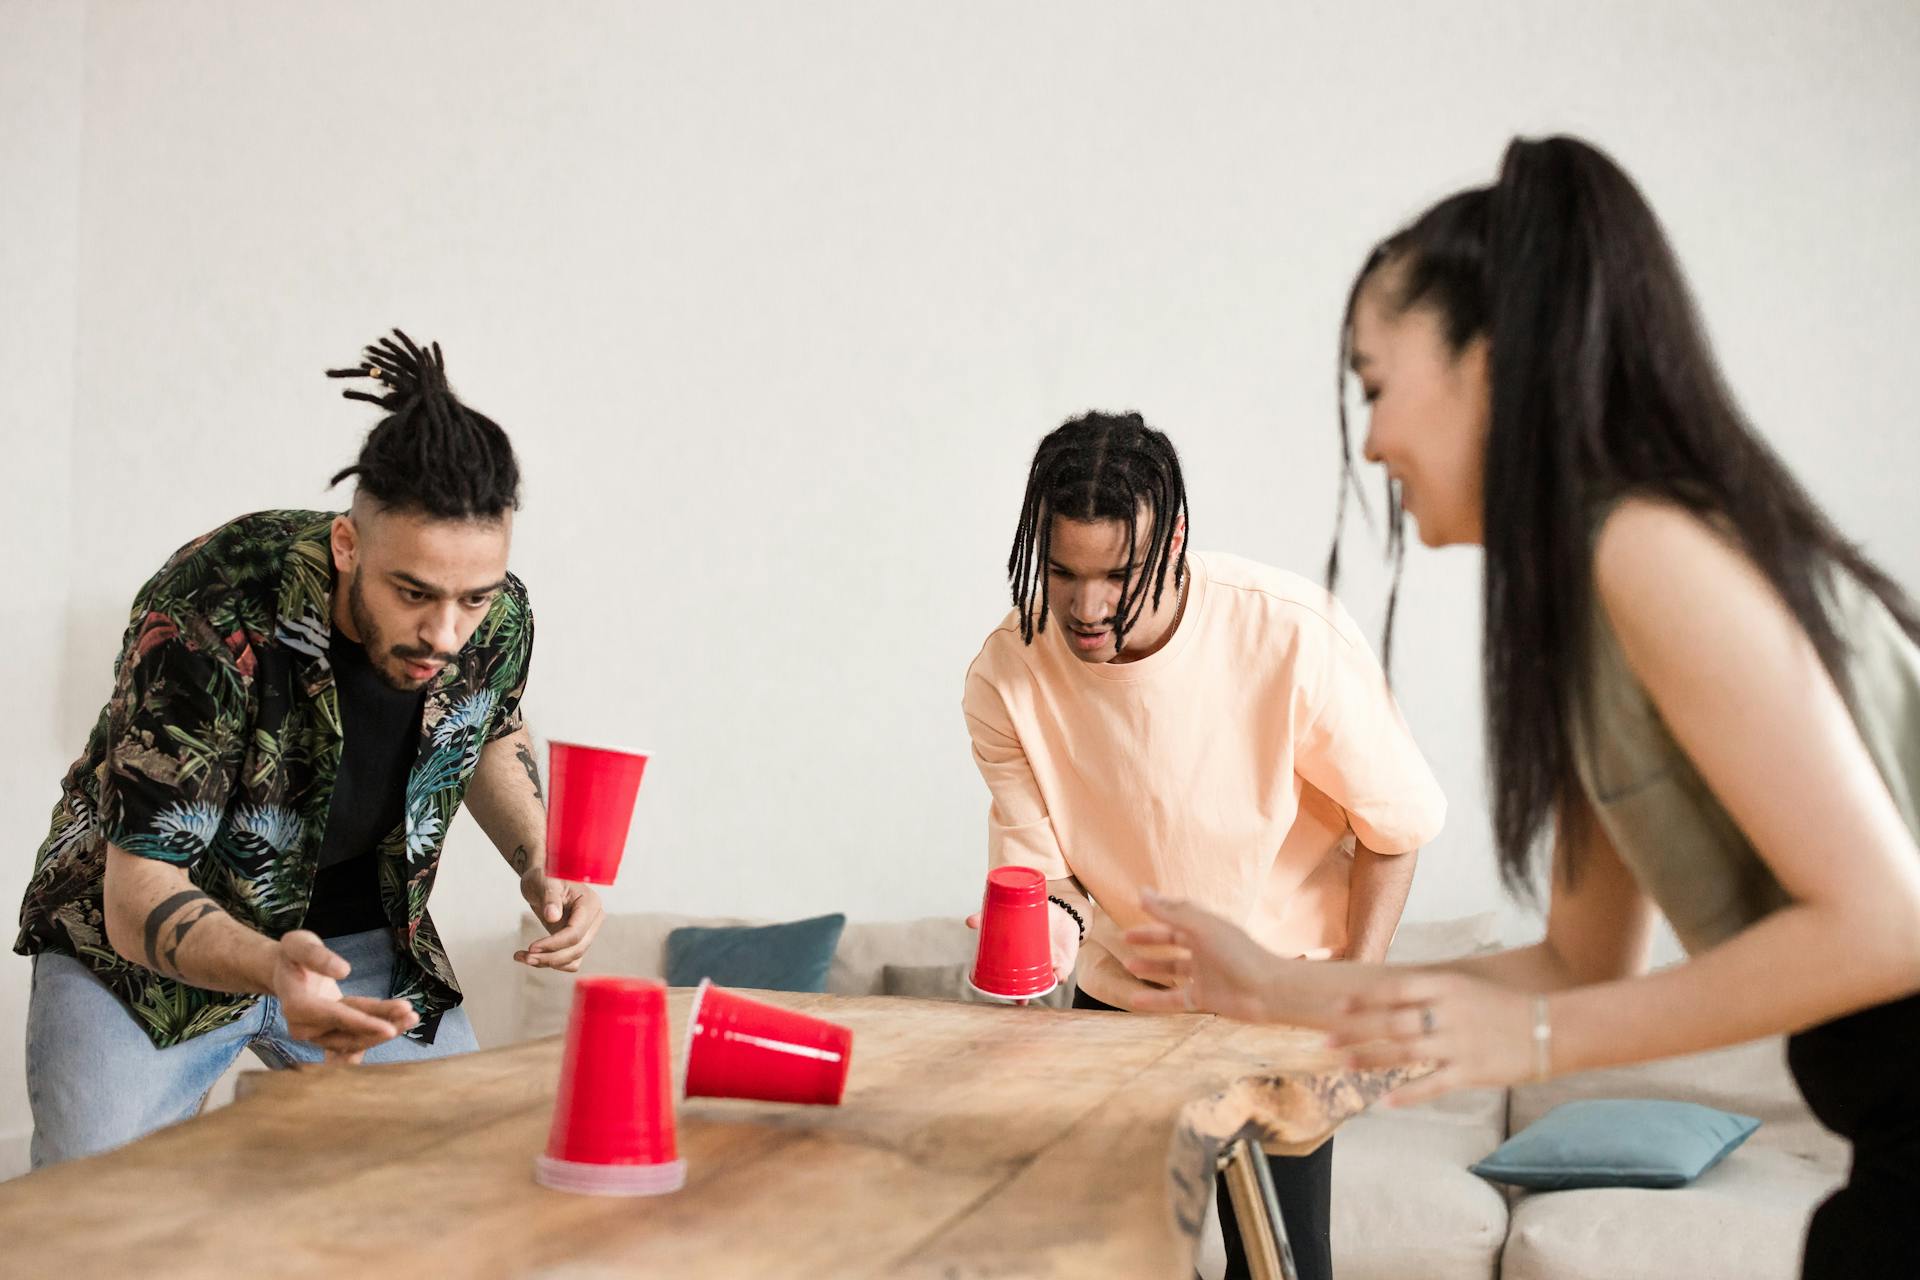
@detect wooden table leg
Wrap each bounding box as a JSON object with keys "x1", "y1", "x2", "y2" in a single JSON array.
[{"x1": 1220, "y1": 1137, "x2": 1298, "y2": 1280}]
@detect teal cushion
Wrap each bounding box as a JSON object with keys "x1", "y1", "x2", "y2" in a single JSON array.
[
  {"x1": 1472, "y1": 1099, "x2": 1760, "y2": 1190},
  {"x1": 664, "y1": 914, "x2": 847, "y2": 993}
]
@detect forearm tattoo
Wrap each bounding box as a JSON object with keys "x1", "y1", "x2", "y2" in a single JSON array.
[
  {"x1": 142, "y1": 889, "x2": 223, "y2": 977},
  {"x1": 515, "y1": 742, "x2": 544, "y2": 802},
  {"x1": 510, "y1": 844, "x2": 532, "y2": 876}
]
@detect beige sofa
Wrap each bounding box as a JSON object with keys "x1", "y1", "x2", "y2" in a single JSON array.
[{"x1": 510, "y1": 911, "x2": 1843, "y2": 1279}]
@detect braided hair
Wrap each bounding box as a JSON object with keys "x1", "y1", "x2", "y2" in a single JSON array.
[
  {"x1": 1007, "y1": 411, "x2": 1189, "y2": 652},
  {"x1": 326, "y1": 329, "x2": 520, "y2": 520}
]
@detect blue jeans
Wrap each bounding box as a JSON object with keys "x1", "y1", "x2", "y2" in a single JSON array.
[{"x1": 25, "y1": 927, "x2": 478, "y2": 1169}]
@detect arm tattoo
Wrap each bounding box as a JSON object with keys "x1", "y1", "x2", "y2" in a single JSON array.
[
  {"x1": 160, "y1": 903, "x2": 223, "y2": 976},
  {"x1": 514, "y1": 742, "x2": 544, "y2": 802},
  {"x1": 510, "y1": 844, "x2": 532, "y2": 876},
  {"x1": 142, "y1": 889, "x2": 219, "y2": 974}
]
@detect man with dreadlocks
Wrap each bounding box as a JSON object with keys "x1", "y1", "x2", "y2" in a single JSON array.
[
  {"x1": 16, "y1": 330, "x2": 602, "y2": 1168},
  {"x1": 962, "y1": 411, "x2": 1445, "y2": 1280}
]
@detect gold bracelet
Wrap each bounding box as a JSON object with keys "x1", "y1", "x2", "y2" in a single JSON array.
[{"x1": 1530, "y1": 995, "x2": 1553, "y2": 1083}]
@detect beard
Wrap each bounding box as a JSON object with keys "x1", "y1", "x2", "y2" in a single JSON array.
[{"x1": 347, "y1": 569, "x2": 450, "y2": 693}]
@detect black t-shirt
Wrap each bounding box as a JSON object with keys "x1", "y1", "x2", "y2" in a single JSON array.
[{"x1": 301, "y1": 631, "x2": 424, "y2": 939}]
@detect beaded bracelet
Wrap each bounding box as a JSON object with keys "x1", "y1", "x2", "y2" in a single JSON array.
[{"x1": 1047, "y1": 894, "x2": 1087, "y2": 943}]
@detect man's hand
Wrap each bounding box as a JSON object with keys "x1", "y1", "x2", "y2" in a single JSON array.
[
  {"x1": 515, "y1": 867, "x2": 607, "y2": 972},
  {"x1": 273, "y1": 930, "x2": 419, "y2": 1064}
]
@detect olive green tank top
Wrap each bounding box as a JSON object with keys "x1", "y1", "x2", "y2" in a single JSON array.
[{"x1": 1570, "y1": 555, "x2": 1920, "y2": 954}]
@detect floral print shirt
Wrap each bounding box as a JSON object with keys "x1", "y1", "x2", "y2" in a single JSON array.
[{"x1": 15, "y1": 510, "x2": 533, "y2": 1047}]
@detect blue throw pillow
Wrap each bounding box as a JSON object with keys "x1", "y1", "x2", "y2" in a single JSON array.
[
  {"x1": 1472, "y1": 1099, "x2": 1760, "y2": 1190},
  {"x1": 664, "y1": 914, "x2": 847, "y2": 993}
]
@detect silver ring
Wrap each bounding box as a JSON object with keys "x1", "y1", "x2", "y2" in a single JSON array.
[{"x1": 1419, "y1": 1004, "x2": 1437, "y2": 1036}]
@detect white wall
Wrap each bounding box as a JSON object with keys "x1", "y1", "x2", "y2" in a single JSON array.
[
  {"x1": 5, "y1": 0, "x2": 1919, "y2": 1168},
  {"x1": 1, "y1": 0, "x2": 86, "y2": 1181}
]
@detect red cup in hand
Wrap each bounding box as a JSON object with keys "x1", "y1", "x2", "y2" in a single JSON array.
[
  {"x1": 544, "y1": 741, "x2": 649, "y2": 886},
  {"x1": 968, "y1": 866, "x2": 1058, "y2": 1000}
]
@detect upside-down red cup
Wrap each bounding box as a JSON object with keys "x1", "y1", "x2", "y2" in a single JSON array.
[
  {"x1": 534, "y1": 976, "x2": 686, "y2": 1196},
  {"x1": 968, "y1": 865, "x2": 1057, "y2": 1000},
  {"x1": 545, "y1": 740, "x2": 649, "y2": 886},
  {"x1": 682, "y1": 980, "x2": 854, "y2": 1107}
]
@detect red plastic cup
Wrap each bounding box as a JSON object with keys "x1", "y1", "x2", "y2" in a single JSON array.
[
  {"x1": 682, "y1": 980, "x2": 854, "y2": 1106},
  {"x1": 969, "y1": 866, "x2": 1058, "y2": 1000},
  {"x1": 535, "y1": 976, "x2": 687, "y2": 1196},
  {"x1": 545, "y1": 741, "x2": 649, "y2": 886}
]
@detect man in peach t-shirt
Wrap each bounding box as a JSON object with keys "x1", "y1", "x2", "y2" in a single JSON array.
[{"x1": 963, "y1": 412, "x2": 1445, "y2": 1280}]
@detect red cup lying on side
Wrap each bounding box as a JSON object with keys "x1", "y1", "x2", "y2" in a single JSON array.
[
  {"x1": 969, "y1": 865, "x2": 1057, "y2": 1000},
  {"x1": 682, "y1": 980, "x2": 854, "y2": 1107},
  {"x1": 535, "y1": 976, "x2": 686, "y2": 1196},
  {"x1": 545, "y1": 740, "x2": 650, "y2": 885}
]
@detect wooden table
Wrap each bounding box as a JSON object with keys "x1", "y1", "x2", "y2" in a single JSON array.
[{"x1": 0, "y1": 991, "x2": 1419, "y2": 1278}]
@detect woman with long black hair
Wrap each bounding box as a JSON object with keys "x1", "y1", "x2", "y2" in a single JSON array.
[{"x1": 1124, "y1": 136, "x2": 1920, "y2": 1275}]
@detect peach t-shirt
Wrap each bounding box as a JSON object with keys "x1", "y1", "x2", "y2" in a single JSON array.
[{"x1": 962, "y1": 551, "x2": 1446, "y2": 1008}]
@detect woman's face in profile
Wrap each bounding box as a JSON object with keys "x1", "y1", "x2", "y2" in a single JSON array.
[{"x1": 1349, "y1": 278, "x2": 1491, "y2": 549}]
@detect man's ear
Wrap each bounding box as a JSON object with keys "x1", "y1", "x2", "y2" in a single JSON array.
[{"x1": 330, "y1": 513, "x2": 358, "y2": 576}]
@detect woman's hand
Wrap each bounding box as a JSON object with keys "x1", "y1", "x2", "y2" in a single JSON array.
[
  {"x1": 1122, "y1": 890, "x2": 1298, "y2": 1022},
  {"x1": 1126, "y1": 891, "x2": 1543, "y2": 1106},
  {"x1": 1325, "y1": 970, "x2": 1540, "y2": 1107}
]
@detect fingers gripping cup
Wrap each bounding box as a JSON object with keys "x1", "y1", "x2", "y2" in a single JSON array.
[
  {"x1": 535, "y1": 977, "x2": 687, "y2": 1196},
  {"x1": 682, "y1": 981, "x2": 854, "y2": 1107},
  {"x1": 969, "y1": 866, "x2": 1058, "y2": 1000},
  {"x1": 545, "y1": 741, "x2": 649, "y2": 886}
]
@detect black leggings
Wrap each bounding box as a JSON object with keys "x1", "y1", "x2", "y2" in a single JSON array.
[
  {"x1": 1073, "y1": 990, "x2": 1334, "y2": 1280},
  {"x1": 1788, "y1": 989, "x2": 1920, "y2": 1278}
]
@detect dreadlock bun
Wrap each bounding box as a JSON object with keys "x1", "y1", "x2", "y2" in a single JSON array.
[{"x1": 327, "y1": 328, "x2": 520, "y2": 521}]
